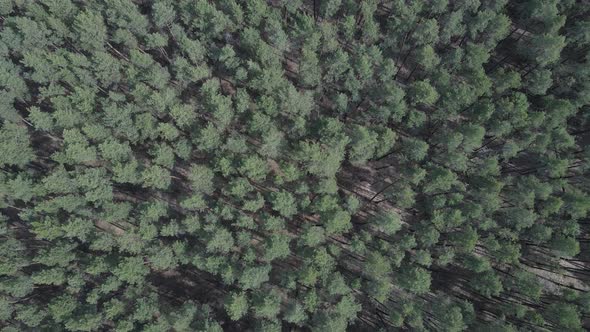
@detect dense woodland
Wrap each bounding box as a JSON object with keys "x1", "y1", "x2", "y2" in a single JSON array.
[{"x1": 0, "y1": 0, "x2": 589, "y2": 331}]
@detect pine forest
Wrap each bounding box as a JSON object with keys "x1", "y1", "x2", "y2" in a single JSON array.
[{"x1": 0, "y1": 0, "x2": 589, "y2": 331}]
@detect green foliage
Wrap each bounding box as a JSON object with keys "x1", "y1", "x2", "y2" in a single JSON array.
[
  {"x1": 324, "y1": 209, "x2": 352, "y2": 235},
  {"x1": 264, "y1": 234, "x2": 291, "y2": 261},
  {"x1": 142, "y1": 165, "x2": 171, "y2": 189},
  {"x1": 252, "y1": 289, "x2": 281, "y2": 319},
  {"x1": 401, "y1": 137, "x2": 429, "y2": 161},
  {"x1": 74, "y1": 10, "x2": 107, "y2": 51},
  {"x1": 364, "y1": 251, "x2": 391, "y2": 278},
  {"x1": 398, "y1": 266, "x2": 431, "y2": 294},
  {"x1": 373, "y1": 210, "x2": 402, "y2": 235},
  {"x1": 544, "y1": 303, "x2": 581, "y2": 330},
  {"x1": 270, "y1": 190, "x2": 297, "y2": 218},
  {"x1": 471, "y1": 271, "x2": 503, "y2": 298},
  {"x1": 433, "y1": 300, "x2": 467, "y2": 332},
  {"x1": 523, "y1": 34, "x2": 566, "y2": 67},
  {"x1": 239, "y1": 265, "x2": 271, "y2": 290},
  {"x1": 348, "y1": 125, "x2": 378, "y2": 164},
  {"x1": 0, "y1": 1, "x2": 587, "y2": 331},
  {"x1": 188, "y1": 164, "x2": 214, "y2": 194},
  {"x1": 239, "y1": 156, "x2": 269, "y2": 182},
  {"x1": 300, "y1": 226, "x2": 326, "y2": 247},
  {"x1": 225, "y1": 292, "x2": 249, "y2": 321},
  {"x1": 284, "y1": 301, "x2": 307, "y2": 325},
  {"x1": 114, "y1": 257, "x2": 150, "y2": 285},
  {"x1": 0, "y1": 123, "x2": 34, "y2": 167}
]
